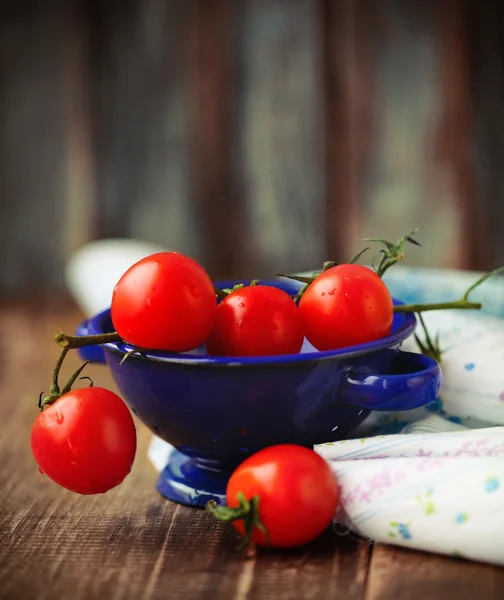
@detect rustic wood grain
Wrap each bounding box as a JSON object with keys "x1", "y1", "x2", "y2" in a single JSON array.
[
  {"x1": 366, "y1": 543, "x2": 504, "y2": 600},
  {"x1": 236, "y1": 0, "x2": 327, "y2": 277},
  {"x1": 433, "y1": 0, "x2": 475, "y2": 270},
  {"x1": 321, "y1": 0, "x2": 370, "y2": 263},
  {"x1": 0, "y1": 2, "x2": 69, "y2": 297},
  {"x1": 247, "y1": 532, "x2": 371, "y2": 600},
  {"x1": 186, "y1": 0, "x2": 245, "y2": 279},
  {"x1": 336, "y1": 0, "x2": 469, "y2": 270},
  {"x1": 466, "y1": 0, "x2": 504, "y2": 269},
  {"x1": 88, "y1": 0, "x2": 198, "y2": 259},
  {"x1": 3, "y1": 0, "x2": 504, "y2": 297}
]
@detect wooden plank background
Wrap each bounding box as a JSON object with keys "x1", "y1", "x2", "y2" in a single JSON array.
[{"x1": 0, "y1": 0, "x2": 503, "y2": 299}]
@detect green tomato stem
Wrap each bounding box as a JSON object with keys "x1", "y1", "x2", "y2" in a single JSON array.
[
  {"x1": 206, "y1": 492, "x2": 269, "y2": 551},
  {"x1": 394, "y1": 299, "x2": 482, "y2": 313},
  {"x1": 56, "y1": 331, "x2": 123, "y2": 349},
  {"x1": 462, "y1": 265, "x2": 504, "y2": 300},
  {"x1": 39, "y1": 347, "x2": 93, "y2": 411},
  {"x1": 50, "y1": 346, "x2": 68, "y2": 396}
]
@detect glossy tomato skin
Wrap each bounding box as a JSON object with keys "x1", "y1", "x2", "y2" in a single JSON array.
[
  {"x1": 299, "y1": 264, "x2": 394, "y2": 351},
  {"x1": 111, "y1": 252, "x2": 217, "y2": 352},
  {"x1": 31, "y1": 387, "x2": 137, "y2": 495},
  {"x1": 205, "y1": 285, "x2": 304, "y2": 357},
  {"x1": 226, "y1": 444, "x2": 340, "y2": 548}
]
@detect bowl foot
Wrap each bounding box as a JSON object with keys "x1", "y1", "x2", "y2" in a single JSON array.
[{"x1": 156, "y1": 448, "x2": 230, "y2": 507}]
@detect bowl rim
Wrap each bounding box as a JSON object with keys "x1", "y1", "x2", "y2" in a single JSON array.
[{"x1": 86, "y1": 299, "x2": 417, "y2": 367}]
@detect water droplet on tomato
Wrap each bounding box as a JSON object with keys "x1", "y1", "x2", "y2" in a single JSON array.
[
  {"x1": 146, "y1": 298, "x2": 152, "y2": 307},
  {"x1": 238, "y1": 302, "x2": 245, "y2": 308},
  {"x1": 321, "y1": 292, "x2": 326, "y2": 297},
  {"x1": 38, "y1": 467, "x2": 45, "y2": 475},
  {"x1": 54, "y1": 412, "x2": 64, "y2": 425},
  {"x1": 236, "y1": 320, "x2": 243, "y2": 330},
  {"x1": 328, "y1": 289, "x2": 335, "y2": 295}
]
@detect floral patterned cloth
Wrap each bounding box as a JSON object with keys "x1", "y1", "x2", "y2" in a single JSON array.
[
  {"x1": 323, "y1": 450, "x2": 504, "y2": 565},
  {"x1": 313, "y1": 267, "x2": 504, "y2": 566}
]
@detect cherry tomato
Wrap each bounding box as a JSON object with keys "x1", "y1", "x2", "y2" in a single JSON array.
[
  {"x1": 298, "y1": 264, "x2": 394, "y2": 351},
  {"x1": 31, "y1": 387, "x2": 137, "y2": 495},
  {"x1": 111, "y1": 252, "x2": 217, "y2": 352},
  {"x1": 205, "y1": 285, "x2": 304, "y2": 357},
  {"x1": 224, "y1": 445, "x2": 340, "y2": 548}
]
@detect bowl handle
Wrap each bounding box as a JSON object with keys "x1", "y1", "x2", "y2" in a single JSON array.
[
  {"x1": 74, "y1": 319, "x2": 108, "y2": 364},
  {"x1": 341, "y1": 351, "x2": 442, "y2": 412}
]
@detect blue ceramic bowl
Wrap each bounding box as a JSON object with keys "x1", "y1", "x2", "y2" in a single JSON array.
[{"x1": 77, "y1": 278, "x2": 441, "y2": 507}]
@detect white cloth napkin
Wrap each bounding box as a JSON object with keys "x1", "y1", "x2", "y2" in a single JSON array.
[{"x1": 315, "y1": 419, "x2": 504, "y2": 566}]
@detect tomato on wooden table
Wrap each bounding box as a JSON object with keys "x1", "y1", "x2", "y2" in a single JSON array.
[
  {"x1": 111, "y1": 251, "x2": 217, "y2": 352},
  {"x1": 31, "y1": 387, "x2": 137, "y2": 495},
  {"x1": 209, "y1": 444, "x2": 340, "y2": 549},
  {"x1": 299, "y1": 264, "x2": 394, "y2": 351},
  {"x1": 205, "y1": 285, "x2": 304, "y2": 357}
]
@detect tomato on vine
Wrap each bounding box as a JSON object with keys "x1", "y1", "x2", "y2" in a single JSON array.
[
  {"x1": 111, "y1": 251, "x2": 217, "y2": 352},
  {"x1": 298, "y1": 264, "x2": 394, "y2": 351},
  {"x1": 207, "y1": 444, "x2": 340, "y2": 548},
  {"x1": 31, "y1": 386, "x2": 137, "y2": 495},
  {"x1": 205, "y1": 285, "x2": 304, "y2": 357}
]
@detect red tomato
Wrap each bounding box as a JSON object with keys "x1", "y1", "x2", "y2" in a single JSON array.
[
  {"x1": 111, "y1": 252, "x2": 217, "y2": 352},
  {"x1": 205, "y1": 285, "x2": 304, "y2": 357},
  {"x1": 31, "y1": 387, "x2": 137, "y2": 495},
  {"x1": 225, "y1": 445, "x2": 340, "y2": 548},
  {"x1": 299, "y1": 264, "x2": 394, "y2": 351}
]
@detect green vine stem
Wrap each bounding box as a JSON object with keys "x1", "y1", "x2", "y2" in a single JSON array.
[
  {"x1": 38, "y1": 347, "x2": 92, "y2": 411},
  {"x1": 56, "y1": 331, "x2": 123, "y2": 349},
  {"x1": 60, "y1": 361, "x2": 93, "y2": 396},
  {"x1": 414, "y1": 313, "x2": 443, "y2": 363},
  {"x1": 405, "y1": 265, "x2": 504, "y2": 363},
  {"x1": 206, "y1": 492, "x2": 269, "y2": 551},
  {"x1": 38, "y1": 346, "x2": 69, "y2": 409},
  {"x1": 394, "y1": 298, "x2": 482, "y2": 314},
  {"x1": 394, "y1": 266, "x2": 504, "y2": 314}
]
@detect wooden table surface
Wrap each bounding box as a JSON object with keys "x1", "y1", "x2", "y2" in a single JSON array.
[{"x1": 1, "y1": 302, "x2": 503, "y2": 600}]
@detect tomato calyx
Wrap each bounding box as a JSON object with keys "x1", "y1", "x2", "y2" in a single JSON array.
[
  {"x1": 206, "y1": 492, "x2": 270, "y2": 551},
  {"x1": 38, "y1": 346, "x2": 94, "y2": 411},
  {"x1": 363, "y1": 227, "x2": 422, "y2": 277},
  {"x1": 218, "y1": 280, "x2": 260, "y2": 298}
]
